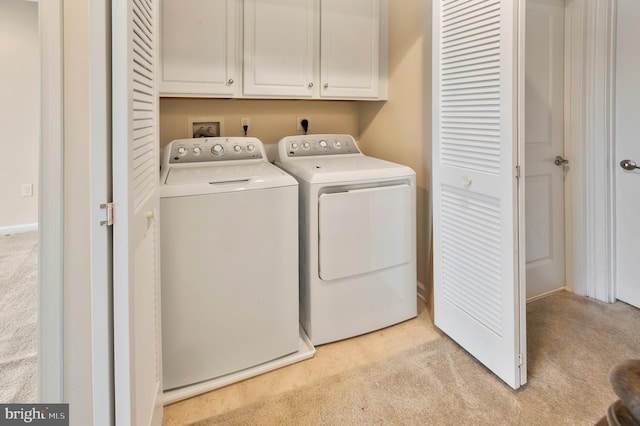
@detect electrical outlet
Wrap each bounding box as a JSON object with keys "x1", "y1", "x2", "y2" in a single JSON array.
[
  {"x1": 241, "y1": 117, "x2": 250, "y2": 128},
  {"x1": 296, "y1": 116, "x2": 309, "y2": 131},
  {"x1": 21, "y1": 184, "x2": 33, "y2": 197}
]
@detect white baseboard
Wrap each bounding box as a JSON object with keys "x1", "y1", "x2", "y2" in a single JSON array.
[
  {"x1": 0, "y1": 223, "x2": 38, "y2": 235},
  {"x1": 526, "y1": 287, "x2": 567, "y2": 304}
]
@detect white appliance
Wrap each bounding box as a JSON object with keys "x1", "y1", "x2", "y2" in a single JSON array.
[
  {"x1": 274, "y1": 134, "x2": 417, "y2": 345},
  {"x1": 160, "y1": 137, "x2": 314, "y2": 402}
]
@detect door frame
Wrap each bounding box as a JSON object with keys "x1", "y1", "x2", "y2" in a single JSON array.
[
  {"x1": 40, "y1": 1, "x2": 115, "y2": 423},
  {"x1": 38, "y1": 0, "x2": 64, "y2": 403}
]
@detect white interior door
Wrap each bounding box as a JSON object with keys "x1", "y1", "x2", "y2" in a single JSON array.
[
  {"x1": 432, "y1": 0, "x2": 526, "y2": 389},
  {"x1": 113, "y1": 0, "x2": 163, "y2": 424},
  {"x1": 615, "y1": 0, "x2": 640, "y2": 309},
  {"x1": 524, "y1": 0, "x2": 565, "y2": 300}
]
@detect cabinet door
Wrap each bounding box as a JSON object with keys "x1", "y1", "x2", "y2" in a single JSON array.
[
  {"x1": 320, "y1": 0, "x2": 381, "y2": 99},
  {"x1": 160, "y1": 0, "x2": 238, "y2": 97},
  {"x1": 244, "y1": 0, "x2": 316, "y2": 97}
]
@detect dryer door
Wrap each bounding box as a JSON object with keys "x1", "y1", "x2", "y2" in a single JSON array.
[{"x1": 318, "y1": 184, "x2": 412, "y2": 281}]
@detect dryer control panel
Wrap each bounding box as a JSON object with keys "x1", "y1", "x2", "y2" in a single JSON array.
[
  {"x1": 164, "y1": 137, "x2": 265, "y2": 164},
  {"x1": 279, "y1": 134, "x2": 361, "y2": 158}
]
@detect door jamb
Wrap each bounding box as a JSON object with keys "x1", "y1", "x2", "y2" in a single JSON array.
[{"x1": 38, "y1": 0, "x2": 64, "y2": 403}]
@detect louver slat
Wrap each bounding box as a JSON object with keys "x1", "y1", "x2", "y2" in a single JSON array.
[
  {"x1": 441, "y1": 185, "x2": 503, "y2": 335},
  {"x1": 440, "y1": 0, "x2": 501, "y2": 174},
  {"x1": 131, "y1": 0, "x2": 156, "y2": 211}
]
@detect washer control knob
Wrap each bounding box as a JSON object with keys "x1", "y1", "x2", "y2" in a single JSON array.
[
  {"x1": 177, "y1": 147, "x2": 187, "y2": 156},
  {"x1": 291, "y1": 142, "x2": 299, "y2": 150},
  {"x1": 302, "y1": 142, "x2": 310, "y2": 150},
  {"x1": 234, "y1": 145, "x2": 242, "y2": 152},
  {"x1": 334, "y1": 141, "x2": 342, "y2": 149},
  {"x1": 318, "y1": 140, "x2": 328, "y2": 149},
  {"x1": 247, "y1": 144, "x2": 255, "y2": 152},
  {"x1": 192, "y1": 146, "x2": 202, "y2": 155},
  {"x1": 211, "y1": 144, "x2": 224, "y2": 156}
]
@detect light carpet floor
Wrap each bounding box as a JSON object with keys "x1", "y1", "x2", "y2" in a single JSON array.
[
  {"x1": 192, "y1": 292, "x2": 640, "y2": 425},
  {"x1": 0, "y1": 231, "x2": 38, "y2": 403}
]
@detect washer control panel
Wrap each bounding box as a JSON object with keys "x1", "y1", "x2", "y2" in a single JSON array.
[
  {"x1": 281, "y1": 134, "x2": 361, "y2": 157},
  {"x1": 166, "y1": 137, "x2": 264, "y2": 164}
]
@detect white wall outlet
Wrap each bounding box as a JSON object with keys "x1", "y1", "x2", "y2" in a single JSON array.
[
  {"x1": 241, "y1": 117, "x2": 250, "y2": 128},
  {"x1": 21, "y1": 183, "x2": 33, "y2": 197},
  {"x1": 296, "y1": 116, "x2": 309, "y2": 131}
]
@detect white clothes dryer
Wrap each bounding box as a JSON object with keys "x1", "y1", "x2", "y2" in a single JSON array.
[
  {"x1": 160, "y1": 137, "x2": 309, "y2": 396},
  {"x1": 274, "y1": 134, "x2": 417, "y2": 345}
]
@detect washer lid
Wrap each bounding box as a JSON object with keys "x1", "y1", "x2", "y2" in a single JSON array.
[
  {"x1": 161, "y1": 162, "x2": 296, "y2": 198},
  {"x1": 165, "y1": 162, "x2": 284, "y2": 185},
  {"x1": 276, "y1": 155, "x2": 415, "y2": 184}
]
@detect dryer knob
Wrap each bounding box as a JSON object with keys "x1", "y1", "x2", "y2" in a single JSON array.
[
  {"x1": 211, "y1": 144, "x2": 224, "y2": 156},
  {"x1": 302, "y1": 142, "x2": 310, "y2": 150},
  {"x1": 177, "y1": 147, "x2": 187, "y2": 156},
  {"x1": 334, "y1": 141, "x2": 342, "y2": 149},
  {"x1": 319, "y1": 140, "x2": 328, "y2": 149},
  {"x1": 247, "y1": 144, "x2": 255, "y2": 152},
  {"x1": 234, "y1": 145, "x2": 242, "y2": 152},
  {"x1": 291, "y1": 143, "x2": 299, "y2": 150},
  {"x1": 192, "y1": 146, "x2": 202, "y2": 155}
]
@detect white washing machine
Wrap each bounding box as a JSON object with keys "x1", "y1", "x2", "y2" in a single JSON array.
[
  {"x1": 274, "y1": 134, "x2": 417, "y2": 345},
  {"x1": 160, "y1": 137, "x2": 311, "y2": 397}
]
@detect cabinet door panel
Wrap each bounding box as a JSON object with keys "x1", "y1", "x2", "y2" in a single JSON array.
[
  {"x1": 244, "y1": 0, "x2": 316, "y2": 97},
  {"x1": 320, "y1": 0, "x2": 380, "y2": 99},
  {"x1": 160, "y1": 0, "x2": 238, "y2": 96}
]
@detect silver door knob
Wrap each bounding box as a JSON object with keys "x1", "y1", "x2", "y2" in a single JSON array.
[
  {"x1": 228, "y1": 79, "x2": 234, "y2": 84},
  {"x1": 620, "y1": 159, "x2": 640, "y2": 170},
  {"x1": 554, "y1": 156, "x2": 569, "y2": 166}
]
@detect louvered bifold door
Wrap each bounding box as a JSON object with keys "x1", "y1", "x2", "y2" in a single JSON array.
[
  {"x1": 432, "y1": 0, "x2": 526, "y2": 389},
  {"x1": 113, "y1": 0, "x2": 163, "y2": 424}
]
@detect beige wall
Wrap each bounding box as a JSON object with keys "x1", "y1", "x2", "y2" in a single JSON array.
[
  {"x1": 359, "y1": 0, "x2": 432, "y2": 297},
  {"x1": 160, "y1": 99, "x2": 360, "y2": 155},
  {"x1": 159, "y1": 0, "x2": 433, "y2": 299},
  {"x1": 0, "y1": 0, "x2": 39, "y2": 228}
]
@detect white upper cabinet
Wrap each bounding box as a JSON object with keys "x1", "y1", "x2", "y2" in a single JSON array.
[
  {"x1": 320, "y1": 0, "x2": 385, "y2": 99},
  {"x1": 160, "y1": 0, "x2": 240, "y2": 97},
  {"x1": 243, "y1": 0, "x2": 317, "y2": 97},
  {"x1": 159, "y1": 0, "x2": 387, "y2": 99}
]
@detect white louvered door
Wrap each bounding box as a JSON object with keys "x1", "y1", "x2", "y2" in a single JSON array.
[
  {"x1": 432, "y1": 0, "x2": 526, "y2": 389},
  {"x1": 113, "y1": 0, "x2": 163, "y2": 424}
]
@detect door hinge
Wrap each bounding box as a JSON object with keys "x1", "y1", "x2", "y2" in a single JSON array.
[
  {"x1": 100, "y1": 202, "x2": 114, "y2": 226},
  {"x1": 517, "y1": 353, "x2": 523, "y2": 367},
  {"x1": 516, "y1": 165, "x2": 521, "y2": 179}
]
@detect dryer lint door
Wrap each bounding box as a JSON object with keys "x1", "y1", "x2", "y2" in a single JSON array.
[{"x1": 318, "y1": 184, "x2": 412, "y2": 281}]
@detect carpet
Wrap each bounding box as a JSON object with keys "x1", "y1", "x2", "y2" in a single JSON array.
[
  {"x1": 192, "y1": 292, "x2": 640, "y2": 425},
  {"x1": 0, "y1": 231, "x2": 38, "y2": 403}
]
